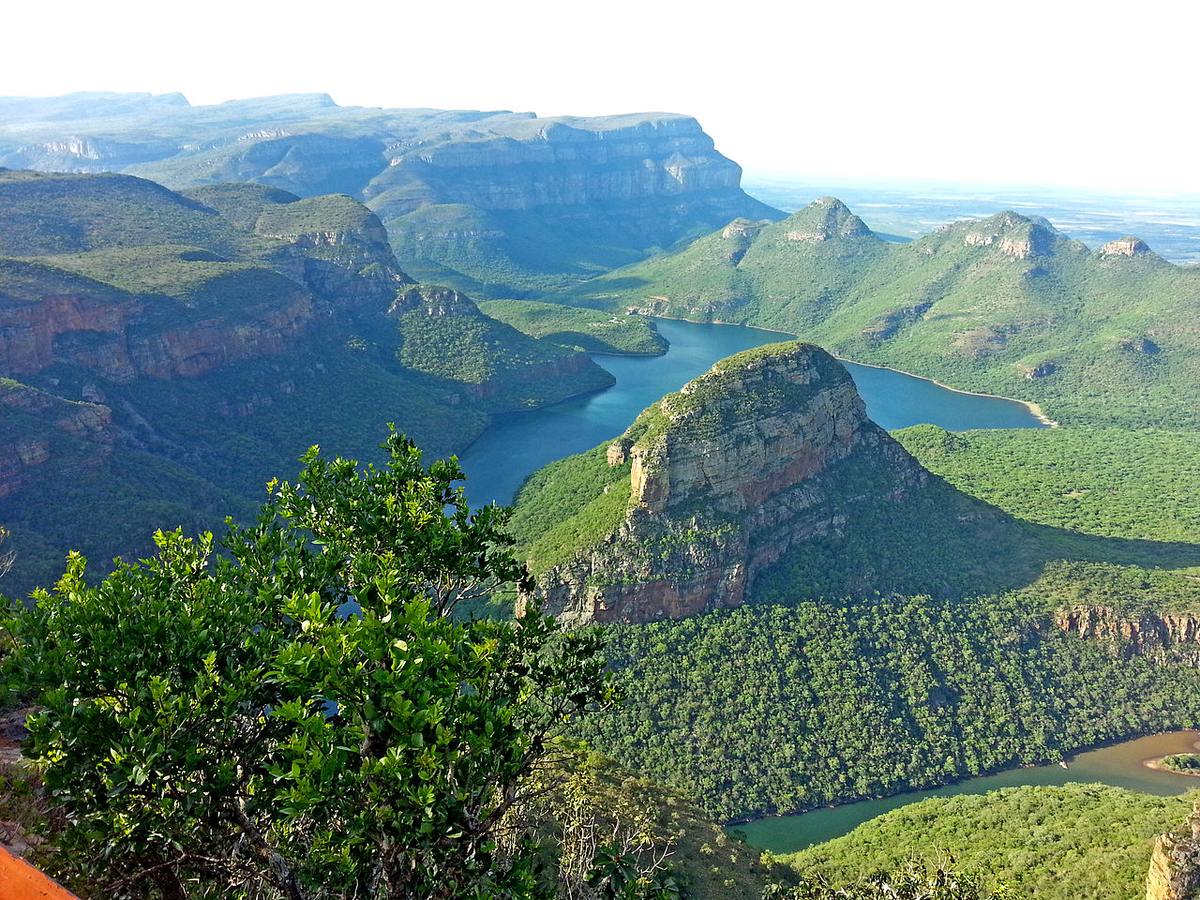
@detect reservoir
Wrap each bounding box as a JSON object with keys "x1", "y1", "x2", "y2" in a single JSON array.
[
  {"x1": 459, "y1": 318, "x2": 1046, "y2": 506},
  {"x1": 459, "y1": 317, "x2": 1154, "y2": 853},
  {"x1": 734, "y1": 730, "x2": 1200, "y2": 854}
]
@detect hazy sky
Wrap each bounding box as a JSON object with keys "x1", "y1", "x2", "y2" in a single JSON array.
[{"x1": 4, "y1": 0, "x2": 1196, "y2": 192}]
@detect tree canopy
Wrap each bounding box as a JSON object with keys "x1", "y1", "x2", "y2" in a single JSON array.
[{"x1": 3, "y1": 431, "x2": 621, "y2": 899}]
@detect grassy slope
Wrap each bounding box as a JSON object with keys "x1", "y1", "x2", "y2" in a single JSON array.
[
  {"x1": 477, "y1": 299, "x2": 668, "y2": 355},
  {"x1": 780, "y1": 785, "x2": 1198, "y2": 900},
  {"x1": 547, "y1": 201, "x2": 1200, "y2": 428},
  {"x1": 895, "y1": 426, "x2": 1200, "y2": 548},
  {"x1": 0, "y1": 170, "x2": 276, "y2": 259}
]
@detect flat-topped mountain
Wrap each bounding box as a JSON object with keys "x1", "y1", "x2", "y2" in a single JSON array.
[
  {"x1": 551, "y1": 197, "x2": 1200, "y2": 428},
  {"x1": 512, "y1": 341, "x2": 927, "y2": 625},
  {"x1": 0, "y1": 93, "x2": 781, "y2": 297}
]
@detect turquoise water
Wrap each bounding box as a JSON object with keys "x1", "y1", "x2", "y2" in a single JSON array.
[
  {"x1": 457, "y1": 318, "x2": 1045, "y2": 506},
  {"x1": 733, "y1": 731, "x2": 1200, "y2": 854},
  {"x1": 842, "y1": 360, "x2": 1045, "y2": 431}
]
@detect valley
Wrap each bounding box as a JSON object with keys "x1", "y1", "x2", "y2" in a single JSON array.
[
  {"x1": 3, "y1": 91, "x2": 1200, "y2": 900},
  {"x1": 739, "y1": 731, "x2": 1200, "y2": 853}
]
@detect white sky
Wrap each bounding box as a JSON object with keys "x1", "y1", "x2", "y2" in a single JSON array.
[{"x1": 3, "y1": 0, "x2": 1197, "y2": 192}]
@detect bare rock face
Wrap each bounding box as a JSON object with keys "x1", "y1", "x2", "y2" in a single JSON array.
[
  {"x1": 388, "y1": 285, "x2": 479, "y2": 318},
  {"x1": 1146, "y1": 802, "x2": 1200, "y2": 900},
  {"x1": 525, "y1": 342, "x2": 928, "y2": 625},
  {"x1": 1019, "y1": 361, "x2": 1059, "y2": 379},
  {"x1": 0, "y1": 266, "x2": 314, "y2": 382},
  {"x1": 370, "y1": 115, "x2": 755, "y2": 217},
  {"x1": 126, "y1": 289, "x2": 313, "y2": 380},
  {"x1": 961, "y1": 212, "x2": 1061, "y2": 259},
  {"x1": 1056, "y1": 606, "x2": 1200, "y2": 668},
  {"x1": 0, "y1": 287, "x2": 141, "y2": 380},
  {"x1": 1102, "y1": 236, "x2": 1152, "y2": 257}
]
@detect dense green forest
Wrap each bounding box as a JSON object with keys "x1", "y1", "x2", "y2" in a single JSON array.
[
  {"x1": 779, "y1": 785, "x2": 1198, "y2": 900},
  {"x1": 895, "y1": 426, "x2": 1200, "y2": 546},
  {"x1": 575, "y1": 594, "x2": 1200, "y2": 820}
]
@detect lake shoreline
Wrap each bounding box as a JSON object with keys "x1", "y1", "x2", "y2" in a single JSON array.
[
  {"x1": 641, "y1": 314, "x2": 1058, "y2": 428},
  {"x1": 835, "y1": 358, "x2": 1059, "y2": 428}
]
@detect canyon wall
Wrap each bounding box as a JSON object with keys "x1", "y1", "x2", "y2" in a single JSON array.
[
  {"x1": 1056, "y1": 606, "x2": 1200, "y2": 668},
  {"x1": 1147, "y1": 802, "x2": 1200, "y2": 900}
]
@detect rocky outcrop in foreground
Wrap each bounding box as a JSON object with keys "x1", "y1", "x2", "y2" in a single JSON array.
[
  {"x1": 1147, "y1": 801, "x2": 1200, "y2": 900},
  {"x1": 524, "y1": 342, "x2": 928, "y2": 625}
]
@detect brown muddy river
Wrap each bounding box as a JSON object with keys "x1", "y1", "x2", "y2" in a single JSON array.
[{"x1": 734, "y1": 731, "x2": 1200, "y2": 854}]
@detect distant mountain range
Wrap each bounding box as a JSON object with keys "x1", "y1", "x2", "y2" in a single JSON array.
[
  {"x1": 548, "y1": 197, "x2": 1200, "y2": 428},
  {"x1": 0, "y1": 92, "x2": 781, "y2": 297}
]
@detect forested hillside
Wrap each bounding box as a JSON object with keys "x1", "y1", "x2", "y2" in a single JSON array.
[
  {"x1": 513, "y1": 408, "x2": 1200, "y2": 820},
  {"x1": 0, "y1": 170, "x2": 612, "y2": 595},
  {"x1": 779, "y1": 785, "x2": 1199, "y2": 900},
  {"x1": 549, "y1": 197, "x2": 1200, "y2": 428}
]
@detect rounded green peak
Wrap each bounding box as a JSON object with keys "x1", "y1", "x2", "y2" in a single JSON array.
[{"x1": 779, "y1": 197, "x2": 874, "y2": 242}]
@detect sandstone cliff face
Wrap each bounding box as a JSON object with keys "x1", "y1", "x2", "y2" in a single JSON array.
[
  {"x1": 1055, "y1": 606, "x2": 1200, "y2": 667},
  {"x1": 526, "y1": 342, "x2": 928, "y2": 625},
  {"x1": 0, "y1": 277, "x2": 314, "y2": 382},
  {"x1": 960, "y1": 213, "x2": 1062, "y2": 259},
  {"x1": 371, "y1": 116, "x2": 750, "y2": 215},
  {"x1": 388, "y1": 285, "x2": 480, "y2": 318},
  {"x1": 1146, "y1": 802, "x2": 1200, "y2": 900},
  {"x1": 1102, "y1": 236, "x2": 1153, "y2": 258}
]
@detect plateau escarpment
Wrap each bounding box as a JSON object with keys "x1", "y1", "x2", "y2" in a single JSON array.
[
  {"x1": 516, "y1": 342, "x2": 927, "y2": 625},
  {"x1": 0, "y1": 94, "x2": 782, "y2": 296},
  {"x1": 1057, "y1": 606, "x2": 1200, "y2": 668}
]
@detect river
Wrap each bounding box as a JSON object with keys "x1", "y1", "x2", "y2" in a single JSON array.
[
  {"x1": 458, "y1": 318, "x2": 1045, "y2": 506},
  {"x1": 734, "y1": 731, "x2": 1200, "y2": 854},
  {"x1": 458, "y1": 316, "x2": 1072, "y2": 853}
]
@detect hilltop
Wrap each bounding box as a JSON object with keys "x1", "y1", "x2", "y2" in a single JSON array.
[
  {"x1": 511, "y1": 340, "x2": 927, "y2": 624},
  {"x1": 550, "y1": 197, "x2": 1200, "y2": 427}
]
